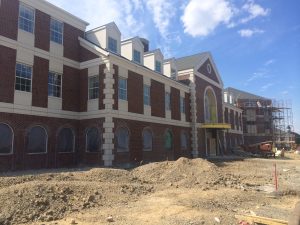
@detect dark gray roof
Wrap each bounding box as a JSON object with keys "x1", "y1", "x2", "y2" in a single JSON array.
[
  {"x1": 225, "y1": 87, "x2": 269, "y2": 100},
  {"x1": 176, "y1": 52, "x2": 208, "y2": 71}
]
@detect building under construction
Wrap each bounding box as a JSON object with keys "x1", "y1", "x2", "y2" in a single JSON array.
[{"x1": 224, "y1": 87, "x2": 295, "y2": 148}]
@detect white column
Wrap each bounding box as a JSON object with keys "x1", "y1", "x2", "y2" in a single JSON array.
[{"x1": 190, "y1": 82, "x2": 198, "y2": 158}]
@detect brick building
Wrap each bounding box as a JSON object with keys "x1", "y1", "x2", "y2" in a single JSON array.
[{"x1": 0, "y1": 0, "x2": 231, "y2": 171}]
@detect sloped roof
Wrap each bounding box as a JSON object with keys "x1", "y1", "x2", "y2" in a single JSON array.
[
  {"x1": 225, "y1": 87, "x2": 269, "y2": 100},
  {"x1": 176, "y1": 52, "x2": 208, "y2": 71}
]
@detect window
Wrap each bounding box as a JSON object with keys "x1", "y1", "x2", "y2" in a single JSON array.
[
  {"x1": 19, "y1": 4, "x2": 34, "y2": 33},
  {"x1": 118, "y1": 77, "x2": 127, "y2": 100},
  {"x1": 116, "y1": 127, "x2": 129, "y2": 152},
  {"x1": 133, "y1": 50, "x2": 141, "y2": 63},
  {"x1": 204, "y1": 89, "x2": 217, "y2": 123},
  {"x1": 27, "y1": 126, "x2": 47, "y2": 153},
  {"x1": 180, "y1": 97, "x2": 185, "y2": 113},
  {"x1": 50, "y1": 18, "x2": 63, "y2": 44},
  {"x1": 143, "y1": 129, "x2": 152, "y2": 151},
  {"x1": 15, "y1": 63, "x2": 32, "y2": 92},
  {"x1": 164, "y1": 130, "x2": 172, "y2": 150},
  {"x1": 88, "y1": 75, "x2": 99, "y2": 100},
  {"x1": 171, "y1": 68, "x2": 176, "y2": 79},
  {"x1": 155, "y1": 60, "x2": 162, "y2": 73},
  {"x1": 144, "y1": 85, "x2": 150, "y2": 106},
  {"x1": 48, "y1": 72, "x2": 62, "y2": 97},
  {"x1": 57, "y1": 128, "x2": 74, "y2": 153},
  {"x1": 180, "y1": 131, "x2": 188, "y2": 150},
  {"x1": 165, "y1": 92, "x2": 171, "y2": 111},
  {"x1": 86, "y1": 127, "x2": 100, "y2": 152},
  {"x1": 0, "y1": 123, "x2": 13, "y2": 154},
  {"x1": 108, "y1": 37, "x2": 117, "y2": 53}
]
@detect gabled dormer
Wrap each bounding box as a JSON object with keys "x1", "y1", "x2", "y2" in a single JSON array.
[
  {"x1": 163, "y1": 58, "x2": 177, "y2": 79},
  {"x1": 85, "y1": 22, "x2": 121, "y2": 54},
  {"x1": 144, "y1": 49, "x2": 164, "y2": 74},
  {"x1": 121, "y1": 37, "x2": 144, "y2": 65}
]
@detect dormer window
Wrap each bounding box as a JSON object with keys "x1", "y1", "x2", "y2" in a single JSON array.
[
  {"x1": 108, "y1": 37, "x2": 117, "y2": 53},
  {"x1": 133, "y1": 49, "x2": 141, "y2": 63},
  {"x1": 155, "y1": 60, "x2": 162, "y2": 73}
]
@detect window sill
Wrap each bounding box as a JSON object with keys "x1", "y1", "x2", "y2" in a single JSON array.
[
  {"x1": 0, "y1": 153, "x2": 13, "y2": 156},
  {"x1": 27, "y1": 152, "x2": 47, "y2": 155},
  {"x1": 143, "y1": 149, "x2": 152, "y2": 152},
  {"x1": 48, "y1": 96, "x2": 62, "y2": 100},
  {"x1": 58, "y1": 151, "x2": 75, "y2": 154},
  {"x1": 50, "y1": 40, "x2": 63, "y2": 45}
]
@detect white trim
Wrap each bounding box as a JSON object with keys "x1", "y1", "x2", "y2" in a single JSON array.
[
  {"x1": 195, "y1": 71, "x2": 223, "y2": 89},
  {"x1": 0, "y1": 123, "x2": 14, "y2": 155}
]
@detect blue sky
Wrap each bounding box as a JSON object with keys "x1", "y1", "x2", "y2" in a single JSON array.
[{"x1": 47, "y1": 0, "x2": 300, "y2": 133}]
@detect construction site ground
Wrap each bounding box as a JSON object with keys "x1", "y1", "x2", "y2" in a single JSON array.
[{"x1": 0, "y1": 152, "x2": 299, "y2": 225}]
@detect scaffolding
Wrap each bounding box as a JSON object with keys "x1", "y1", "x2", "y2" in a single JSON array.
[{"x1": 272, "y1": 99, "x2": 295, "y2": 148}]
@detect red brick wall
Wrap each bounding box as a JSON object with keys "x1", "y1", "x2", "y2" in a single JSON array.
[
  {"x1": 171, "y1": 87, "x2": 180, "y2": 120},
  {"x1": 34, "y1": 10, "x2": 50, "y2": 51},
  {"x1": 128, "y1": 70, "x2": 143, "y2": 114},
  {"x1": 99, "y1": 64, "x2": 105, "y2": 110},
  {"x1": 113, "y1": 118, "x2": 191, "y2": 164},
  {"x1": 79, "y1": 68, "x2": 88, "y2": 112},
  {"x1": 0, "y1": 46, "x2": 16, "y2": 103},
  {"x1": 113, "y1": 65, "x2": 118, "y2": 110},
  {"x1": 63, "y1": 23, "x2": 84, "y2": 62},
  {"x1": 62, "y1": 65, "x2": 80, "y2": 112},
  {"x1": 185, "y1": 92, "x2": 191, "y2": 122},
  {"x1": 32, "y1": 56, "x2": 49, "y2": 108},
  {"x1": 80, "y1": 46, "x2": 98, "y2": 62},
  {"x1": 0, "y1": 0, "x2": 18, "y2": 40},
  {"x1": 197, "y1": 59, "x2": 220, "y2": 84},
  {"x1": 151, "y1": 79, "x2": 165, "y2": 118},
  {"x1": 195, "y1": 76, "x2": 223, "y2": 123}
]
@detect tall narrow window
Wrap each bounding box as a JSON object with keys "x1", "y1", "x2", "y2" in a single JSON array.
[
  {"x1": 143, "y1": 129, "x2": 152, "y2": 151},
  {"x1": 0, "y1": 123, "x2": 13, "y2": 154},
  {"x1": 116, "y1": 127, "x2": 129, "y2": 152},
  {"x1": 180, "y1": 97, "x2": 185, "y2": 113},
  {"x1": 155, "y1": 60, "x2": 162, "y2": 73},
  {"x1": 88, "y1": 75, "x2": 99, "y2": 99},
  {"x1": 144, "y1": 85, "x2": 150, "y2": 106},
  {"x1": 118, "y1": 77, "x2": 127, "y2": 100},
  {"x1": 57, "y1": 128, "x2": 75, "y2": 153},
  {"x1": 27, "y1": 126, "x2": 47, "y2": 153},
  {"x1": 15, "y1": 63, "x2": 32, "y2": 92},
  {"x1": 19, "y1": 4, "x2": 35, "y2": 33},
  {"x1": 164, "y1": 130, "x2": 172, "y2": 150},
  {"x1": 86, "y1": 127, "x2": 100, "y2": 152},
  {"x1": 48, "y1": 72, "x2": 62, "y2": 97},
  {"x1": 108, "y1": 37, "x2": 117, "y2": 53},
  {"x1": 50, "y1": 18, "x2": 63, "y2": 44},
  {"x1": 180, "y1": 131, "x2": 188, "y2": 150},
  {"x1": 133, "y1": 50, "x2": 141, "y2": 63},
  {"x1": 165, "y1": 92, "x2": 171, "y2": 111}
]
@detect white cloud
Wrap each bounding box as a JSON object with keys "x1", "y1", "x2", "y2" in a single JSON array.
[
  {"x1": 240, "y1": 0, "x2": 270, "y2": 24},
  {"x1": 264, "y1": 59, "x2": 275, "y2": 66},
  {"x1": 181, "y1": 0, "x2": 234, "y2": 37},
  {"x1": 238, "y1": 28, "x2": 264, "y2": 37},
  {"x1": 260, "y1": 82, "x2": 274, "y2": 92}
]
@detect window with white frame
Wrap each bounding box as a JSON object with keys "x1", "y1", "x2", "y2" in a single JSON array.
[
  {"x1": 142, "y1": 129, "x2": 152, "y2": 151},
  {"x1": 15, "y1": 63, "x2": 32, "y2": 92},
  {"x1": 48, "y1": 72, "x2": 62, "y2": 97},
  {"x1": 144, "y1": 85, "x2": 150, "y2": 106},
  {"x1": 133, "y1": 49, "x2": 141, "y2": 63},
  {"x1": 50, "y1": 18, "x2": 63, "y2": 44},
  {"x1": 155, "y1": 60, "x2": 162, "y2": 73},
  {"x1": 165, "y1": 92, "x2": 171, "y2": 111},
  {"x1": 26, "y1": 126, "x2": 47, "y2": 153},
  {"x1": 0, "y1": 123, "x2": 13, "y2": 154},
  {"x1": 118, "y1": 77, "x2": 127, "y2": 100},
  {"x1": 116, "y1": 127, "x2": 129, "y2": 152},
  {"x1": 108, "y1": 37, "x2": 117, "y2": 53},
  {"x1": 18, "y1": 4, "x2": 35, "y2": 33},
  {"x1": 86, "y1": 127, "x2": 100, "y2": 152},
  {"x1": 180, "y1": 97, "x2": 185, "y2": 113},
  {"x1": 57, "y1": 128, "x2": 74, "y2": 153},
  {"x1": 88, "y1": 75, "x2": 99, "y2": 100}
]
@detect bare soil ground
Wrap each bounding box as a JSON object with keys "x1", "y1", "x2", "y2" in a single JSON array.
[{"x1": 0, "y1": 153, "x2": 299, "y2": 225}]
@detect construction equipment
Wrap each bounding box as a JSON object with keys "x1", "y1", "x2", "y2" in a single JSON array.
[{"x1": 241, "y1": 141, "x2": 275, "y2": 158}]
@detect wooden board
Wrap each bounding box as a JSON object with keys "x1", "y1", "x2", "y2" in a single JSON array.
[{"x1": 235, "y1": 214, "x2": 288, "y2": 225}]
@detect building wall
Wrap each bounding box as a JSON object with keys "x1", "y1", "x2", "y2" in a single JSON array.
[{"x1": 0, "y1": 0, "x2": 19, "y2": 40}]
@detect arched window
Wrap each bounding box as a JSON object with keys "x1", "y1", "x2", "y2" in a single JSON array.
[
  {"x1": 86, "y1": 127, "x2": 100, "y2": 152},
  {"x1": 116, "y1": 127, "x2": 129, "y2": 152},
  {"x1": 204, "y1": 88, "x2": 217, "y2": 123},
  {"x1": 180, "y1": 131, "x2": 188, "y2": 150},
  {"x1": 143, "y1": 128, "x2": 152, "y2": 151},
  {"x1": 57, "y1": 128, "x2": 75, "y2": 153},
  {"x1": 164, "y1": 130, "x2": 172, "y2": 150},
  {"x1": 27, "y1": 126, "x2": 47, "y2": 153},
  {"x1": 0, "y1": 123, "x2": 13, "y2": 154}
]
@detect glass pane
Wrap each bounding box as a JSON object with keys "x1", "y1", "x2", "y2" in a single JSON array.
[
  {"x1": 86, "y1": 128, "x2": 100, "y2": 152},
  {"x1": 143, "y1": 130, "x2": 152, "y2": 150},
  {"x1": 164, "y1": 131, "x2": 172, "y2": 150},
  {"x1": 27, "y1": 127, "x2": 47, "y2": 153},
  {"x1": 117, "y1": 128, "x2": 129, "y2": 151},
  {"x1": 0, "y1": 124, "x2": 13, "y2": 154},
  {"x1": 57, "y1": 128, "x2": 74, "y2": 152}
]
